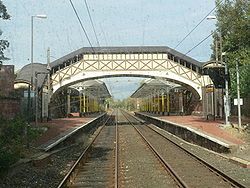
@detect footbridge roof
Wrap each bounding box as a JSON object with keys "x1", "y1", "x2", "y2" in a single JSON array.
[
  {"x1": 69, "y1": 80, "x2": 111, "y2": 99},
  {"x1": 50, "y1": 46, "x2": 202, "y2": 69}
]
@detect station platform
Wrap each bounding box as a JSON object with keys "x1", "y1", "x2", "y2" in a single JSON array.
[
  {"x1": 33, "y1": 113, "x2": 105, "y2": 150},
  {"x1": 139, "y1": 112, "x2": 245, "y2": 145}
]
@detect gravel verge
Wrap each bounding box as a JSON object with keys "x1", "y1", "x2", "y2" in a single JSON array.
[{"x1": 148, "y1": 124, "x2": 250, "y2": 187}]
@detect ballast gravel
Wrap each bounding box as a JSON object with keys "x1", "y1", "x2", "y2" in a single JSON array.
[{"x1": 0, "y1": 143, "x2": 87, "y2": 187}]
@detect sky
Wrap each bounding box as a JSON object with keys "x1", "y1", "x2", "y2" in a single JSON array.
[{"x1": 1, "y1": 0, "x2": 217, "y2": 100}]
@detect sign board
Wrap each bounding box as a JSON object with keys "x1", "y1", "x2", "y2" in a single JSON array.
[
  {"x1": 206, "y1": 87, "x2": 214, "y2": 93},
  {"x1": 24, "y1": 90, "x2": 35, "y2": 98},
  {"x1": 234, "y1": 98, "x2": 243, "y2": 105},
  {"x1": 204, "y1": 67, "x2": 226, "y2": 89}
]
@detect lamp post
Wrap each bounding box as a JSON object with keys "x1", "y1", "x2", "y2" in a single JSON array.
[
  {"x1": 207, "y1": 15, "x2": 230, "y2": 126},
  {"x1": 31, "y1": 14, "x2": 47, "y2": 125},
  {"x1": 31, "y1": 14, "x2": 47, "y2": 87},
  {"x1": 236, "y1": 60, "x2": 242, "y2": 129},
  {"x1": 35, "y1": 71, "x2": 50, "y2": 126}
]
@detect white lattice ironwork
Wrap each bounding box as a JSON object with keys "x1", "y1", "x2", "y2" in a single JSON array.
[{"x1": 51, "y1": 53, "x2": 211, "y2": 99}]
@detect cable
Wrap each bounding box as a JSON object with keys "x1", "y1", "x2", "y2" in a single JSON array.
[
  {"x1": 174, "y1": 0, "x2": 223, "y2": 49},
  {"x1": 84, "y1": 0, "x2": 100, "y2": 47},
  {"x1": 99, "y1": 22, "x2": 108, "y2": 46},
  {"x1": 184, "y1": 31, "x2": 214, "y2": 56},
  {"x1": 69, "y1": 0, "x2": 95, "y2": 52}
]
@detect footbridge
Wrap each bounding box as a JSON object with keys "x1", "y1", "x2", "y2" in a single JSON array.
[
  {"x1": 15, "y1": 46, "x2": 214, "y2": 120},
  {"x1": 50, "y1": 46, "x2": 212, "y2": 99}
]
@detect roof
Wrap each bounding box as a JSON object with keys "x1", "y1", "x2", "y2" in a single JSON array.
[
  {"x1": 69, "y1": 80, "x2": 111, "y2": 98},
  {"x1": 50, "y1": 46, "x2": 202, "y2": 68},
  {"x1": 15, "y1": 63, "x2": 49, "y2": 88},
  {"x1": 131, "y1": 79, "x2": 181, "y2": 98}
]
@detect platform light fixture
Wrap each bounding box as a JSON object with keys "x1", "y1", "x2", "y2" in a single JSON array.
[
  {"x1": 207, "y1": 15, "x2": 230, "y2": 127},
  {"x1": 31, "y1": 14, "x2": 47, "y2": 81},
  {"x1": 30, "y1": 14, "x2": 47, "y2": 125},
  {"x1": 206, "y1": 15, "x2": 216, "y2": 20}
]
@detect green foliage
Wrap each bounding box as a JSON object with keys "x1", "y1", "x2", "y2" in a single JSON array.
[
  {"x1": 0, "y1": 0, "x2": 10, "y2": 65},
  {"x1": 0, "y1": 1, "x2": 10, "y2": 19},
  {"x1": 108, "y1": 97, "x2": 137, "y2": 111},
  {"x1": 213, "y1": 0, "x2": 250, "y2": 97},
  {"x1": 0, "y1": 147, "x2": 18, "y2": 175},
  {"x1": 0, "y1": 118, "x2": 41, "y2": 175}
]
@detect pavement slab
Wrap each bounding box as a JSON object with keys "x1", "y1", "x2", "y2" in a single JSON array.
[{"x1": 33, "y1": 115, "x2": 99, "y2": 147}]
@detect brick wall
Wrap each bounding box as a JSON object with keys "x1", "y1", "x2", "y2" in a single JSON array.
[
  {"x1": 0, "y1": 65, "x2": 20, "y2": 120},
  {"x1": 0, "y1": 65, "x2": 15, "y2": 96},
  {"x1": 0, "y1": 99, "x2": 20, "y2": 120}
]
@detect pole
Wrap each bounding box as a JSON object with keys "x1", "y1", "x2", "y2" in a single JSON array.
[
  {"x1": 219, "y1": 30, "x2": 230, "y2": 126},
  {"x1": 67, "y1": 92, "x2": 70, "y2": 116},
  {"x1": 214, "y1": 39, "x2": 218, "y2": 118},
  {"x1": 27, "y1": 84, "x2": 31, "y2": 122},
  {"x1": 215, "y1": 39, "x2": 218, "y2": 65},
  {"x1": 224, "y1": 60, "x2": 230, "y2": 126},
  {"x1": 80, "y1": 95, "x2": 82, "y2": 116},
  {"x1": 47, "y1": 48, "x2": 51, "y2": 121},
  {"x1": 161, "y1": 93, "x2": 165, "y2": 115},
  {"x1": 167, "y1": 92, "x2": 170, "y2": 116},
  {"x1": 30, "y1": 16, "x2": 34, "y2": 121},
  {"x1": 213, "y1": 86, "x2": 216, "y2": 121},
  {"x1": 31, "y1": 16, "x2": 34, "y2": 88},
  {"x1": 236, "y1": 61, "x2": 242, "y2": 129},
  {"x1": 35, "y1": 72, "x2": 38, "y2": 126},
  {"x1": 83, "y1": 94, "x2": 86, "y2": 113},
  {"x1": 219, "y1": 31, "x2": 223, "y2": 118}
]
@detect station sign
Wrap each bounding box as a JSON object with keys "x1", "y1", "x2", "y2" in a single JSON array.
[
  {"x1": 205, "y1": 87, "x2": 214, "y2": 93},
  {"x1": 234, "y1": 98, "x2": 243, "y2": 105}
]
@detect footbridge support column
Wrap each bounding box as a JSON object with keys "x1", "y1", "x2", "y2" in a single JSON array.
[{"x1": 161, "y1": 92, "x2": 165, "y2": 115}]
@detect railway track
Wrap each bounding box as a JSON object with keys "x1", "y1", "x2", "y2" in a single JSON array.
[
  {"x1": 58, "y1": 109, "x2": 245, "y2": 187},
  {"x1": 117, "y1": 109, "x2": 178, "y2": 188},
  {"x1": 120, "y1": 109, "x2": 246, "y2": 188},
  {"x1": 57, "y1": 110, "x2": 118, "y2": 188}
]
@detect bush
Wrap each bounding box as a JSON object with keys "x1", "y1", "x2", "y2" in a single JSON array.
[
  {"x1": 0, "y1": 118, "x2": 42, "y2": 176},
  {"x1": 0, "y1": 119, "x2": 26, "y2": 144},
  {"x1": 0, "y1": 147, "x2": 18, "y2": 176}
]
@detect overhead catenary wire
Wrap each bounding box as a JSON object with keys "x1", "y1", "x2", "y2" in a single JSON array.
[
  {"x1": 183, "y1": 3, "x2": 243, "y2": 59},
  {"x1": 99, "y1": 23, "x2": 108, "y2": 46},
  {"x1": 84, "y1": 0, "x2": 100, "y2": 47},
  {"x1": 174, "y1": 0, "x2": 224, "y2": 50},
  {"x1": 184, "y1": 31, "x2": 214, "y2": 56},
  {"x1": 69, "y1": 0, "x2": 95, "y2": 52}
]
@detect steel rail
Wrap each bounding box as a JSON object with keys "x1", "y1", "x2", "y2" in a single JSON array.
[
  {"x1": 123, "y1": 110, "x2": 246, "y2": 188},
  {"x1": 114, "y1": 109, "x2": 119, "y2": 188},
  {"x1": 119, "y1": 109, "x2": 188, "y2": 188},
  {"x1": 147, "y1": 123, "x2": 246, "y2": 188},
  {"x1": 57, "y1": 110, "x2": 115, "y2": 188}
]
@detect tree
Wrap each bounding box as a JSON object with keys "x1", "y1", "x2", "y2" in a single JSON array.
[
  {"x1": 213, "y1": 0, "x2": 250, "y2": 97},
  {"x1": 0, "y1": 0, "x2": 10, "y2": 65}
]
